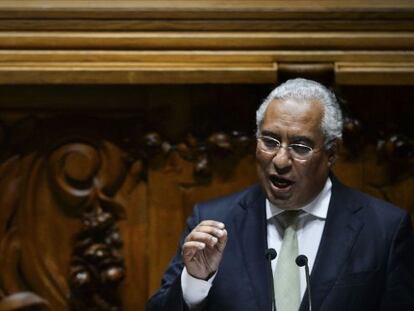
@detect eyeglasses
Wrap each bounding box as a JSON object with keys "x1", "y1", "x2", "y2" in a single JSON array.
[{"x1": 257, "y1": 135, "x2": 321, "y2": 161}]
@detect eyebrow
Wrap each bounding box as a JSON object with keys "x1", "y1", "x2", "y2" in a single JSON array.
[
  {"x1": 260, "y1": 130, "x2": 278, "y2": 137},
  {"x1": 290, "y1": 136, "x2": 314, "y2": 146},
  {"x1": 260, "y1": 131, "x2": 314, "y2": 146}
]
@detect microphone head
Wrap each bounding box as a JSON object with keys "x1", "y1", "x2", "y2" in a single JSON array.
[
  {"x1": 295, "y1": 254, "x2": 308, "y2": 267},
  {"x1": 265, "y1": 248, "x2": 277, "y2": 260}
]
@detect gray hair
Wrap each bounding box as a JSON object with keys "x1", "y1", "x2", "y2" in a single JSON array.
[{"x1": 256, "y1": 78, "x2": 343, "y2": 148}]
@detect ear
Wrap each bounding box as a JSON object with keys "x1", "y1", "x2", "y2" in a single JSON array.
[{"x1": 327, "y1": 139, "x2": 340, "y2": 168}]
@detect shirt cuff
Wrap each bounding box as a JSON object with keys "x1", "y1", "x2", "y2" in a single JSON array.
[{"x1": 181, "y1": 267, "x2": 216, "y2": 308}]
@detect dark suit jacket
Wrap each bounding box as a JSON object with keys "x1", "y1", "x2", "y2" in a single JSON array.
[{"x1": 147, "y1": 177, "x2": 414, "y2": 311}]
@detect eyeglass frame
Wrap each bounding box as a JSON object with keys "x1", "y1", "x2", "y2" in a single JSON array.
[{"x1": 256, "y1": 135, "x2": 325, "y2": 161}]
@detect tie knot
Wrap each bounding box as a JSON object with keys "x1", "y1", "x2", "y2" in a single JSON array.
[{"x1": 279, "y1": 210, "x2": 302, "y2": 230}]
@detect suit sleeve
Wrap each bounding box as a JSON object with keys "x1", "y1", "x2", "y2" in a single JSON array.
[
  {"x1": 146, "y1": 205, "x2": 203, "y2": 311},
  {"x1": 380, "y1": 213, "x2": 414, "y2": 310}
]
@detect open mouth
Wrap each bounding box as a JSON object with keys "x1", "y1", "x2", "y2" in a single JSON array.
[{"x1": 270, "y1": 175, "x2": 294, "y2": 189}]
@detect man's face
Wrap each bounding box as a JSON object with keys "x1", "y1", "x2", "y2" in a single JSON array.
[{"x1": 256, "y1": 98, "x2": 335, "y2": 210}]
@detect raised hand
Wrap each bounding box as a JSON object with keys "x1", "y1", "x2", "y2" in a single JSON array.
[{"x1": 182, "y1": 220, "x2": 228, "y2": 280}]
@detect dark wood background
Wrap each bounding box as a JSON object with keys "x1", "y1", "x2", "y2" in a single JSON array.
[{"x1": 0, "y1": 2, "x2": 413, "y2": 310}]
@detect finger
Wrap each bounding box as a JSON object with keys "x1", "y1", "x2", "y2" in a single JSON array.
[
  {"x1": 197, "y1": 220, "x2": 225, "y2": 230},
  {"x1": 215, "y1": 229, "x2": 228, "y2": 252},
  {"x1": 182, "y1": 241, "x2": 205, "y2": 259},
  {"x1": 195, "y1": 225, "x2": 227, "y2": 239},
  {"x1": 186, "y1": 231, "x2": 219, "y2": 248}
]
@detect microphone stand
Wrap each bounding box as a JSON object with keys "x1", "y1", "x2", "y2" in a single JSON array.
[
  {"x1": 265, "y1": 248, "x2": 277, "y2": 311},
  {"x1": 296, "y1": 255, "x2": 312, "y2": 311}
]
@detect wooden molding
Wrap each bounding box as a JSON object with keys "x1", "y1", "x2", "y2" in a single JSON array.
[
  {"x1": 335, "y1": 62, "x2": 414, "y2": 85},
  {"x1": 1, "y1": 0, "x2": 412, "y2": 41},
  {"x1": 1, "y1": 50, "x2": 414, "y2": 63},
  {"x1": 0, "y1": 61, "x2": 277, "y2": 84},
  {"x1": 0, "y1": 1, "x2": 413, "y2": 21},
  {"x1": 0, "y1": 0, "x2": 412, "y2": 85},
  {"x1": 0, "y1": 32, "x2": 413, "y2": 50}
]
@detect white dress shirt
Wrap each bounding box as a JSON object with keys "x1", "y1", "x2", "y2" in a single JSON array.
[
  {"x1": 267, "y1": 177, "x2": 331, "y2": 299},
  {"x1": 181, "y1": 178, "x2": 332, "y2": 308}
]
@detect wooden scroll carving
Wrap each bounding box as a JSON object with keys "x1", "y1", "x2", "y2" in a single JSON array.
[
  {"x1": 0, "y1": 292, "x2": 49, "y2": 310},
  {"x1": 47, "y1": 142, "x2": 127, "y2": 311},
  {"x1": 0, "y1": 117, "x2": 129, "y2": 311},
  {"x1": 0, "y1": 150, "x2": 69, "y2": 309}
]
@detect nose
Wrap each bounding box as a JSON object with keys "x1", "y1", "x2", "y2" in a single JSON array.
[{"x1": 271, "y1": 146, "x2": 292, "y2": 173}]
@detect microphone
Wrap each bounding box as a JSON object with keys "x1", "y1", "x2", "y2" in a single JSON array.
[
  {"x1": 296, "y1": 254, "x2": 312, "y2": 311},
  {"x1": 265, "y1": 248, "x2": 277, "y2": 311}
]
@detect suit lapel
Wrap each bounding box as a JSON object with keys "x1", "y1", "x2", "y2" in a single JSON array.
[
  {"x1": 300, "y1": 178, "x2": 365, "y2": 311},
  {"x1": 232, "y1": 186, "x2": 271, "y2": 311}
]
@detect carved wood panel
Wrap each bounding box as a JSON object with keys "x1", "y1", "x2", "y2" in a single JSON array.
[{"x1": 0, "y1": 83, "x2": 413, "y2": 310}]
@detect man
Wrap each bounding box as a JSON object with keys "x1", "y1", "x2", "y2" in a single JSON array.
[{"x1": 147, "y1": 78, "x2": 414, "y2": 311}]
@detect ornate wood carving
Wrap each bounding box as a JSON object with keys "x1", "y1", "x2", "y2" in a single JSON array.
[
  {"x1": 0, "y1": 110, "x2": 412, "y2": 310},
  {"x1": 0, "y1": 118, "x2": 131, "y2": 310},
  {"x1": 140, "y1": 131, "x2": 254, "y2": 181},
  {"x1": 47, "y1": 142, "x2": 127, "y2": 310}
]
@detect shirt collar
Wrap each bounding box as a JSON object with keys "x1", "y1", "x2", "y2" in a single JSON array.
[{"x1": 266, "y1": 177, "x2": 332, "y2": 220}]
